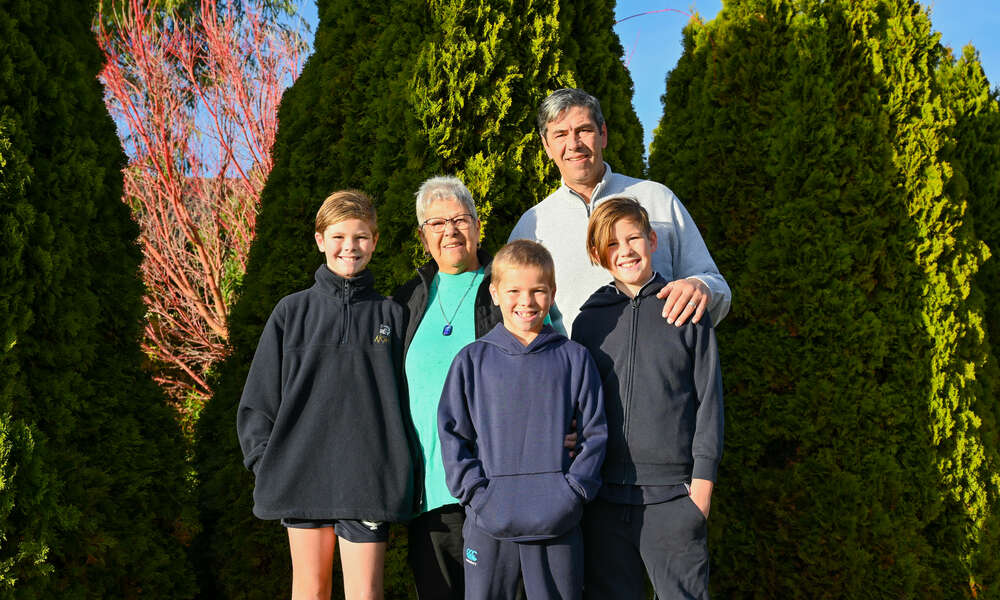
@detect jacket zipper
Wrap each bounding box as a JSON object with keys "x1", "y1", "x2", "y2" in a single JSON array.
[
  {"x1": 621, "y1": 293, "x2": 640, "y2": 480},
  {"x1": 340, "y1": 278, "x2": 351, "y2": 344}
]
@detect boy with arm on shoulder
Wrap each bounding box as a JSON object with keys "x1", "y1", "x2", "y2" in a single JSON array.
[
  {"x1": 237, "y1": 190, "x2": 414, "y2": 600},
  {"x1": 437, "y1": 240, "x2": 607, "y2": 600},
  {"x1": 571, "y1": 196, "x2": 724, "y2": 600}
]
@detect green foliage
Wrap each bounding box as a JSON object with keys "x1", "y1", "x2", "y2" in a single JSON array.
[
  {"x1": 649, "y1": 0, "x2": 999, "y2": 597},
  {"x1": 935, "y1": 43, "x2": 1000, "y2": 598},
  {"x1": 194, "y1": 0, "x2": 643, "y2": 596},
  {"x1": 0, "y1": 0, "x2": 195, "y2": 596},
  {"x1": 0, "y1": 109, "x2": 52, "y2": 594},
  {"x1": 937, "y1": 45, "x2": 1000, "y2": 383},
  {"x1": 876, "y1": 4, "x2": 998, "y2": 595}
]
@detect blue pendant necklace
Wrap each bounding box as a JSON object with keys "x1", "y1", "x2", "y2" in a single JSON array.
[{"x1": 436, "y1": 269, "x2": 481, "y2": 336}]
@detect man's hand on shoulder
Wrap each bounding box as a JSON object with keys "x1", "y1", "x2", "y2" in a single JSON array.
[{"x1": 657, "y1": 277, "x2": 711, "y2": 326}]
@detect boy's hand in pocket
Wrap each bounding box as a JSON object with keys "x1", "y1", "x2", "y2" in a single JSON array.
[{"x1": 689, "y1": 478, "x2": 714, "y2": 518}]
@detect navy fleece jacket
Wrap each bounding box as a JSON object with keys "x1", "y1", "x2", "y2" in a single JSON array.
[
  {"x1": 572, "y1": 274, "x2": 724, "y2": 486},
  {"x1": 237, "y1": 266, "x2": 415, "y2": 521},
  {"x1": 438, "y1": 324, "x2": 607, "y2": 542}
]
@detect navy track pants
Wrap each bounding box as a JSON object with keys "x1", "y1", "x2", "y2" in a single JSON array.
[
  {"x1": 462, "y1": 518, "x2": 583, "y2": 600},
  {"x1": 582, "y1": 496, "x2": 709, "y2": 600}
]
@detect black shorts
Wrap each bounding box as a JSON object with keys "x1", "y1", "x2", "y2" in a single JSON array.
[{"x1": 281, "y1": 518, "x2": 389, "y2": 543}]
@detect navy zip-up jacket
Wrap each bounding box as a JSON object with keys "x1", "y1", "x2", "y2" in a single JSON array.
[
  {"x1": 237, "y1": 266, "x2": 416, "y2": 521},
  {"x1": 572, "y1": 274, "x2": 723, "y2": 486},
  {"x1": 438, "y1": 324, "x2": 607, "y2": 542}
]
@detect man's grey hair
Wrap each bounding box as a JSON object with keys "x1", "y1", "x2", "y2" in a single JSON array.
[
  {"x1": 415, "y1": 175, "x2": 478, "y2": 225},
  {"x1": 536, "y1": 88, "x2": 606, "y2": 139}
]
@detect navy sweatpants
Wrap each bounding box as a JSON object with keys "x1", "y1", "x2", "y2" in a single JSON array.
[
  {"x1": 463, "y1": 518, "x2": 583, "y2": 600},
  {"x1": 582, "y1": 496, "x2": 709, "y2": 600}
]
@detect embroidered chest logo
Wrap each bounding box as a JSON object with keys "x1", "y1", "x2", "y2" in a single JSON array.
[{"x1": 373, "y1": 324, "x2": 391, "y2": 344}]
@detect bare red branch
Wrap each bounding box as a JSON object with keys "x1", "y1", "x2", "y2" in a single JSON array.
[{"x1": 97, "y1": 0, "x2": 304, "y2": 408}]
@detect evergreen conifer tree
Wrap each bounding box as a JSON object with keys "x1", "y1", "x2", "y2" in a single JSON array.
[
  {"x1": 0, "y1": 1, "x2": 195, "y2": 596},
  {"x1": 935, "y1": 44, "x2": 1000, "y2": 596},
  {"x1": 194, "y1": 0, "x2": 643, "y2": 595},
  {"x1": 649, "y1": 0, "x2": 998, "y2": 596},
  {"x1": 0, "y1": 91, "x2": 52, "y2": 594},
  {"x1": 937, "y1": 45, "x2": 1000, "y2": 379}
]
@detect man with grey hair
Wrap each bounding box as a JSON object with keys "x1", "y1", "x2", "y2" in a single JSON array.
[{"x1": 509, "y1": 87, "x2": 731, "y2": 333}]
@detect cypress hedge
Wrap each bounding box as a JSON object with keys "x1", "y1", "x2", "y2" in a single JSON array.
[
  {"x1": 0, "y1": 1, "x2": 195, "y2": 597},
  {"x1": 938, "y1": 45, "x2": 1000, "y2": 387},
  {"x1": 936, "y1": 44, "x2": 1000, "y2": 595},
  {"x1": 193, "y1": 0, "x2": 643, "y2": 596},
  {"x1": 0, "y1": 83, "x2": 51, "y2": 594},
  {"x1": 648, "y1": 0, "x2": 999, "y2": 597}
]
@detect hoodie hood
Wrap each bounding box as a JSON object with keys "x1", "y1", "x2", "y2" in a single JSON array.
[
  {"x1": 478, "y1": 323, "x2": 565, "y2": 355},
  {"x1": 578, "y1": 272, "x2": 667, "y2": 311}
]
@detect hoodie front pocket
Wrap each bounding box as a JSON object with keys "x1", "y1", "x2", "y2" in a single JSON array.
[{"x1": 473, "y1": 471, "x2": 582, "y2": 540}]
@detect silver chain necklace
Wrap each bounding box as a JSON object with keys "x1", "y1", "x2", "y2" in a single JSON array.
[{"x1": 436, "y1": 268, "x2": 481, "y2": 336}]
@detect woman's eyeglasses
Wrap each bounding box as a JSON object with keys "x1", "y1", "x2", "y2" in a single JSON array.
[{"x1": 421, "y1": 214, "x2": 475, "y2": 233}]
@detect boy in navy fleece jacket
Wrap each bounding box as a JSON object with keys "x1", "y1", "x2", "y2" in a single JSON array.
[
  {"x1": 237, "y1": 190, "x2": 414, "y2": 600},
  {"x1": 438, "y1": 240, "x2": 607, "y2": 600},
  {"x1": 572, "y1": 196, "x2": 724, "y2": 600}
]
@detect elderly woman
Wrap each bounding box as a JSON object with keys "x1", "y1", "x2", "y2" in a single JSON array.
[{"x1": 393, "y1": 176, "x2": 501, "y2": 599}]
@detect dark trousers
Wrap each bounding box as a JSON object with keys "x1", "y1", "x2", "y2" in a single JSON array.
[
  {"x1": 463, "y1": 518, "x2": 583, "y2": 600},
  {"x1": 582, "y1": 497, "x2": 709, "y2": 600},
  {"x1": 408, "y1": 504, "x2": 466, "y2": 600}
]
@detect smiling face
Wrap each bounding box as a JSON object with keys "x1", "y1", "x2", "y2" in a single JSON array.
[
  {"x1": 490, "y1": 264, "x2": 555, "y2": 346},
  {"x1": 314, "y1": 218, "x2": 378, "y2": 278},
  {"x1": 600, "y1": 218, "x2": 657, "y2": 297},
  {"x1": 541, "y1": 105, "x2": 608, "y2": 199},
  {"x1": 418, "y1": 196, "x2": 481, "y2": 274}
]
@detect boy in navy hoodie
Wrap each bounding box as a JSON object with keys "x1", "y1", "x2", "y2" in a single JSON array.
[
  {"x1": 438, "y1": 240, "x2": 607, "y2": 600},
  {"x1": 572, "y1": 196, "x2": 724, "y2": 600},
  {"x1": 237, "y1": 190, "x2": 414, "y2": 600}
]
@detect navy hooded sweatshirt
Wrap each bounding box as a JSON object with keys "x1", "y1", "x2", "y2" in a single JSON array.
[
  {"x1": 237, "y1": 266, "x2": 415, "y2": 522},
  {"x1": 571, "y1": 274, "x2": 723, "y2": 487},
  {"x1": 438, "y1": 324, "x2": 607, "y2": 542}
]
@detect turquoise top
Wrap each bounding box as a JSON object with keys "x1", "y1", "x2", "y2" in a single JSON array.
[{"x1": 405, "y1": 268, "x2": 483, "y2": 513}]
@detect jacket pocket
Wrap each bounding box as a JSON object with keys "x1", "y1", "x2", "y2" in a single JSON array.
[{"x1": 472, "y1": 472, "x2": 582, "y2": 540}]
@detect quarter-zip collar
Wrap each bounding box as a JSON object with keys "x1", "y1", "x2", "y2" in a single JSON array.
[
  {"x1": 313, "y1": 265, "x2": 376, "y2": 302},
  {"x1": 560, "y1": 162, "x2": 614, "y2": 215}
]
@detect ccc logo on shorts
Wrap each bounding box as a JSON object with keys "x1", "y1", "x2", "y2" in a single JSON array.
[{"x1": 465, "y1": 548, "x2": 478, "y2": 565}]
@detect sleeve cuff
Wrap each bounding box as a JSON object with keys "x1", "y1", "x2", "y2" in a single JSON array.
[{"x1": 692, "y1": 458, "x2": 719, "y2": 482}]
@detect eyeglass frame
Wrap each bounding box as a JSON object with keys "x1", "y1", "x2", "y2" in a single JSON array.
[{"x1": 419, "y1": 213, "x2": 477, "y2": 234}]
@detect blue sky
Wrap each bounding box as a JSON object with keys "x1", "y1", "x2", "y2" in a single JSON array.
[{"x1": 298, "y1": 1, "x2": 999, "y2": 155}]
